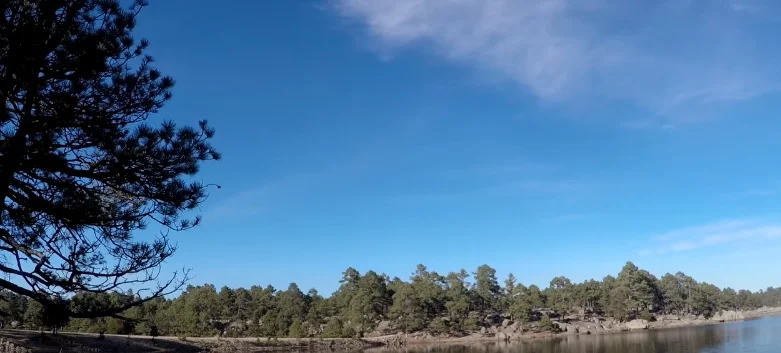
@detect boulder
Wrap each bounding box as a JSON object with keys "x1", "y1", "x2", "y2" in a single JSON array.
[
  {"x1": 496, "y1": 332, "x2": 509, "y2": 341},
  {"x1": 711, "y1": 310, "x2": 745, "y2": 322},
  {"x1": 624, "y1": 319, "x2": 649, "y2": 330},
  {"x1": 502, "y1": 319, "x2": 511, "y2": 328},
  {"x1": 554, "y1": 322, "x2": 577, "y2": 333},
  {"x1": 375, "y1": 320, "x2": 393, "y2": 334},
  {"x1": 602, "y1": 318, "x2": 619, "y2": 329},
  {"x1": 480, "y1": 327, "x2": 487, "y2": 334}
]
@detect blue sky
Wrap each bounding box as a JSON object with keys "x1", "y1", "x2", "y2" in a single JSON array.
[{"x1": 133, "y1": 0, "x2": 781, "y2": 295}]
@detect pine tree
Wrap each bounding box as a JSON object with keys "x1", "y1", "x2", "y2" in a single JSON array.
[
  {"x1": 287, "y1": 319, "x2": 305, "y2": 338},
  {"x1": 472, "y1": 265, "x2": 500, "y2": 315},
  {"x1": 389, "y1": 282, "x2": 426, "y2": 333},
  {"x1": 0, "y1": 0, "x2": 220, "y2": 318}
]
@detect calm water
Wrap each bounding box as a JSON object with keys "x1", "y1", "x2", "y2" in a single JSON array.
[{"x1": 373, "y1": 315, "x2": 781, "y2": 353}]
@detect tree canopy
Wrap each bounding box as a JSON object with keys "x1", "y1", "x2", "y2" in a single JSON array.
[
  {"x1": 0, "y1": 0, "x2": 219, "y2": 318},
  {"x1": 3, "y1": 262, "x2": 779, "y2": 338}
]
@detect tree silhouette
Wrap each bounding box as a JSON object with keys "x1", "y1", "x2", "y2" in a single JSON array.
[{"x1": 0, "y1": 0, "x2": 220, "y2": 318}]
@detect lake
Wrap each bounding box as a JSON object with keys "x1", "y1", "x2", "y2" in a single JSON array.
[{"x1": 373, "y1": 315, "x2": 781, "y2": 353}]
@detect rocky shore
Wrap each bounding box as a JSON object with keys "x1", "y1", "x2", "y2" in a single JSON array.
[
  {"x1": 363, "y1": 306, "x2": 781, "y2": 347},
  {"x1": 2, "y1": 307, "x2": 780, "y2": 352},
  {"x1": 0, "y1": 330, "x2": 382, "y2": 353}
]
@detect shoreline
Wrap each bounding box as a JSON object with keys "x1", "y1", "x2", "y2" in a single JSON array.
[
  {"x1": 363, "y1": 307, "x2": 781, "y2": 348},
  {"x1": 2, "y1": 308, "x2": 781, "y2": 352}
]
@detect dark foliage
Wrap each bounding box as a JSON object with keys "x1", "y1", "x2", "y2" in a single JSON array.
[
  {"x1": 2, "y1": 262, "x2": 779, "y2": 337},
  {"x1": 0, "y1": 0, "x2": 219, "y2": 319}
]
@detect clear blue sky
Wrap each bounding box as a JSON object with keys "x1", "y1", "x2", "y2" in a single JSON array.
[{"x1": 133, "y1": 0, "x2": 781, "y2": 295}]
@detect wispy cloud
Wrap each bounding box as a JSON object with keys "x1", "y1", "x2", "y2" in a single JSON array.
[
  {"x1": 332, "y1": 0, "x2": 781, "y2": 118},
  {"x1": 539, "y1": 212, "x2": 596, "y2": 224},
  {"x1": 727, "y1": 181, "x2": 781, "y2": 198},
  {"x1": 390, "y1": 178, "x2": 585, "y2": 206},
  {"x1": 203, "y1": 154, "x2": 379, "y2": 221},
  {"x1": 730, "y1": 188, "x2": 779, "y2": 198},
  {"x1": 730, "y1": 0, "x2": 761, "y2": 13},
  {"x1": 445, "y1": 162, "x2": 552, "y2": 179},
  {"x1": 621, "y1": 120, "x2": 677, "y2": 131},
  {"x1": 205, "y1": 176, "x2": 310, "y2": 220},
  {"x1": 644, "y1": 218, "x2": 781, "y2": 254}
]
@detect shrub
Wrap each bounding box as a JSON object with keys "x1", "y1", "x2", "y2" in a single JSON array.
[
  {"x1": 321, "y1": 319, "x2": 344, "y2": 338},
  {"x1": 638, "y1": 311, "x2": 655, "y2": 321},
  {"x1": 538, "y1": 314, "x2": 558, "y2": 333},
  {"x1": 427, "y1": 318, "x2": 450, "y2": 335},
  {"x1": 288, "y1": 320, "x2": 305, "y2": 338},
  {"x1": 342, "y1": 326, "x2": 356, "y2": 339},
  {"x1": 462, "y1": 317, "x2": 479, "y2": 331}
]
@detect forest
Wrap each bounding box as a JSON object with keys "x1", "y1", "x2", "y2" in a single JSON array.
[{"x1": 2, "y1": 261, "x2": 780, "y2": 339}]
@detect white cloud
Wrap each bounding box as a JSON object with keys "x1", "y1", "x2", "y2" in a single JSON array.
[
  {"x1": 333, "y1": 0, "x2": 781, "y2": 117},
  {"x1": 645, "y1": 218, "x2": 781, "y2": 254}
]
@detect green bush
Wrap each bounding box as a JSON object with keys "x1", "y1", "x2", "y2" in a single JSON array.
[
  {"x1": 538, "y1": 314, "x2": 558, "y2": 333},
  {"x1": 288, "y1": 319, "x2": 305, "y2": 338},
  {"x1": 462, "y1": 317, "x2": 479, "y2": 331},
  {"x1": 637, "y1": 310, "x2": 655, "y2": 321},
  {"x1": 320, "y1": 319, "x2": 344, "y2": 338},
  {"x1": 427, "y1": 317, "x2": 450, "y2": 335},
  {"x1": 342, "y1": 325, "x2": 356, "y2": 338}
]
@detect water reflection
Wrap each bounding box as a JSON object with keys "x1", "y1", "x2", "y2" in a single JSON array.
[{"x1": 369, "y1": 316, "x2": 781, "y2": 353}]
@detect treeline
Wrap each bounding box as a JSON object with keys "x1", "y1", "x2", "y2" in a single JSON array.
[{"x1": 2, "y1": 262, "x2": 780, "y2": 338}]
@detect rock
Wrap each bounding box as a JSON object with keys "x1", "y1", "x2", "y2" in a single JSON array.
[
  {"x1": 711, "y1": 310, "x2": 745, "y2": 322},
  {"x1": 603, "y1": 318, "x2": 619, "y2": 329},
  {"x1": 554, "y1": 322, "x2": 577, "y2": 334},
  {"x1": 624, "y1": 319, "x2": 649, "y2": 330},
  {"x1": 383, "y1": 334, "x2": 407, "y2": 348},
  {"x1": 502, "y1": 319, "x2": 511, "y2": 328},
  {"x1": 496, "y1": 332, "x2": 509, "y2": 341},
  {"x1": 508, "y1": 332, "x2": 523, "y2": 340},
  {"x1": 375, "y1": 320, "x2": 393, "y2": 334},
  {"x1": 589, "y1": 324, "x2": 604, "y2": 333},
  {"x1": 480, "y1": 327, "x2": 487, "y2": 334},
  {"x1": 489, "y1": 326, "x2": 499, "y2": 334}
]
